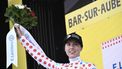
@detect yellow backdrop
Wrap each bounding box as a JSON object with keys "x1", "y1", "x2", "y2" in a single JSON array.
[{"x1": 65, "y1": 0, "x2": 122, "y2": 69}]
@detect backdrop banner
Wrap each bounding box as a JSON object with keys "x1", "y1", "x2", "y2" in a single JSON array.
[{"x1": 65, "y1": 0, "x2": 122, "y2": 69}]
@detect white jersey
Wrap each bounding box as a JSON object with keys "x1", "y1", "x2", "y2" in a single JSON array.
[{"x1": 19, "y1": 36, "x2": 96, "y2": 69}]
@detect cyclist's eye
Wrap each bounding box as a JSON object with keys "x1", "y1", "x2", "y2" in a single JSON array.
[
  {"x1": 73, "y1": 43, "x2": 79, "y2": 46},
  {"x1": 66, "y1": 43, "x2": 70, "y2": 46}
]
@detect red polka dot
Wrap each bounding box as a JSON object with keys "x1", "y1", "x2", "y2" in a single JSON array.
[
  {"x1": 22, "y1": 39, "x2": 25, "y2": 42},
  {"x1": 33, "y1": 49, "x2": 37, "y2": 52},
  {"x1": 29, "y1": 46, "x2": 33, "y2": 49},
  {"x1": 110, "y1": 40, "x2": 112, "y2": 42},
  {"x1": 37, "y1": 52, "x2": 40, "y2": 55},
  {"x1": 43, "y1": 61, "x2": 47, "y2": 64},
  {"x1": 88, "y1": 64, "x2": 91, "y2": 67},
  {"x1": 75, "y1": 62, "x2": 78, "y2": 65},
  {"x1": 41, "y1": 55, "x2": 44, "y2": 57},
  {"x1": 65, "y1": 65, "x2": 69, "y2": 67},
  {"x1": 102, "y1": 43, "x2": 104, "y2": 45},
  {"x1": 46, "y1": 57, "x2": 48, "y2": 60},
  {"x1": 104, "y1": 42, "x2": 106, "y2": 44},
  {"x1": 52, "y1": 65, "x2": 55, "y2": 68},
  {"x1": 48, "y1": 63, "x2": 51, "y2": 67},
  {"x1": 105, "y1": 46, "x2": 107, "y2": 48},
  {"x1": 26, "y1": 43, "x2": 29, "y2": 46},
  {"x1": 62, "y1": 64, "x2": 64, "y2": 66},
  {"x1": 34, "y1": 56, "x2": 37, "y2": 59},
  {"x1": 108, "y1": 45, "x2": 109, "y2": 47},
  {"x1": 30, "y1": 53, "x2": 33, "y2": 56},
  {"x1": 118, "y1": 36, "x2": 120, "y2": 39},
  {"x1": 80, "y1": 67, "x2": 83, "y2": 69},
  {"x1": 113, "y1": 39, "x2": 115, "y2": 41},
  {"x1": 74, "y1": 66, "x2": 77, "y2": 68},
  {"x1": 70, "y1": 65, "x2": 72, "y2": 67},
  {"x1": 39, "y1": 59, "x2": 42, "y2": 62},
  {"x1": 83, "y1": 64, "x2": 85, "y2": 67},
  {"x1": 113, "y1": 43, "x2": 115, "y2": 45}
]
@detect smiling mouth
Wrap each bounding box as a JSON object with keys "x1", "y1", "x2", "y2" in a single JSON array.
[{"x1": 68, "y1": 50, "x2": 76, "y2": 54}]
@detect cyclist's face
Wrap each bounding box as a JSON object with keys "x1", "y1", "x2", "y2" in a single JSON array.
[{"x1": 65, "y1": 40, "x2": 82, "y2": 59}]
